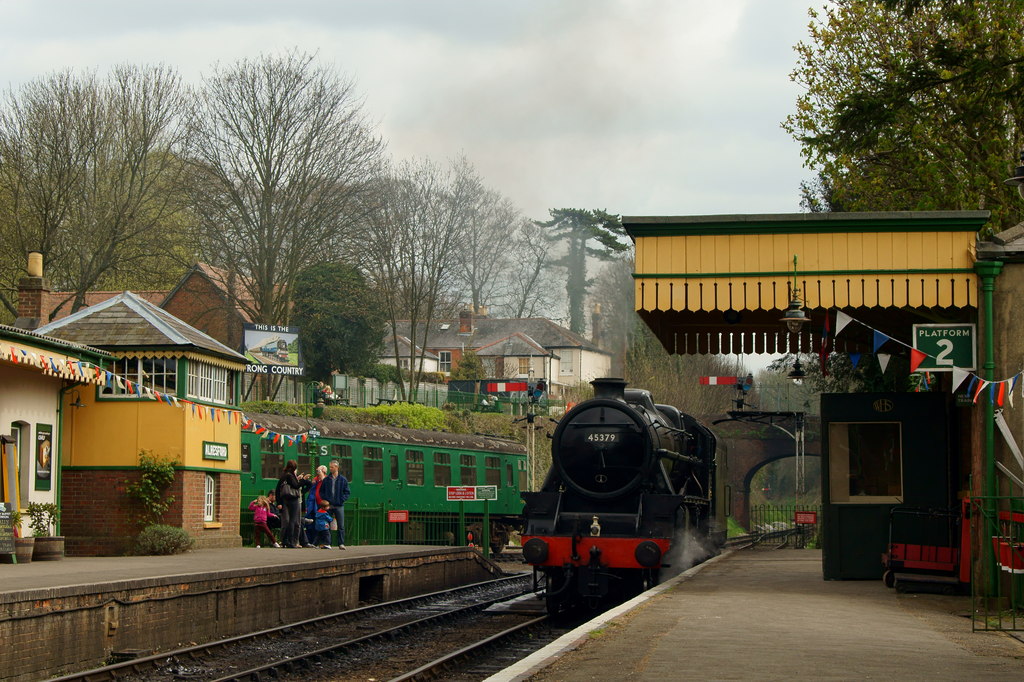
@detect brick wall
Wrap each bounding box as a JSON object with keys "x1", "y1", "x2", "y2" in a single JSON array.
[
  {"x1": 162, "y1": 272, "x2": 243, "y2": 349},
  {"x1": 62, "y1": 469, "x2": 242, "y2": 556}
]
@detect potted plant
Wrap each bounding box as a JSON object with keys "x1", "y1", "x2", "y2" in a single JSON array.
[{"x1": 26, "y1": 502, "x2": 63, "y2": 561}]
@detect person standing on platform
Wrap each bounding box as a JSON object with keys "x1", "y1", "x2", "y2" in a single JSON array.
[
  {"x1": 302, "y1": 465, "x2": 328, "y2": 547},
  {"x1": 313, "y1": 499, "x2": 333, "y2": 548},
  {"x1": 248, "y1": 496, "x2": 281, "y2": 548},
  {"x1": 319, "y1": 459, "x2": 351, "y2": 549},
  {"x1": 266, "y1": 490, "x2": 281, "y2": 539},
  {"x1": 275, "y1": 460, "x2": 303, "y2": 548}
]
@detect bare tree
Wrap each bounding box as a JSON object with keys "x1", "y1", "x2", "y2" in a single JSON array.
[
  {"x1": 454, "y1": 188, "x2": 520, "y2": 313},
  {"x1": 365, "y1": 156, "x2": 482, "y2": 400},
  {"x1": 0, "y1": 65, "x2": 190, "y2": 317},
  {"x1": 185, "y1": 51, "x2": 385, "y2": 325},
  {"x1": 498, "y1": 217, "x2": 561, "y2": 319}
]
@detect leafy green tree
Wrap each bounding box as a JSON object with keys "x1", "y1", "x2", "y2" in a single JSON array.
[
  {"x1": 536, "y1": 208, "x2": 628, "y2": 335},
  {"x1": 291, "y1": 262, "x2": 385, "y2": 382},
  {"x1": 450, "y1": 349, "x2": 485, "y2": 380},
  {"x1": 784, "y1": 0, "x2": 1024, "y2": 232}
]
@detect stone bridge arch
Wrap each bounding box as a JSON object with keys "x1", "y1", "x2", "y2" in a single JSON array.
[{"x1": 702, "y1": 414, "x2": 822, "y2": 529}]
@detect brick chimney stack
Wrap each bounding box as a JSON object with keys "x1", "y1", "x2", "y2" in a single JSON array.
[
  {"x1": 458, "y1": 308, "x2": 473, "y2": 335},
  {"x1": 15, "y1": 251, "x2": 49, "y2": 330}
]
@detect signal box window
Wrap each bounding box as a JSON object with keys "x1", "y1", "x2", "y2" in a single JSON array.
[
  {"x1": 332, "y1": 443, "x2": 353, "y2": 481},
  {"x1": 406, "y1": 450, "x2": 424, "y2": 486},
  {"x1": 828, "y1": 422, "x2": 903, "y2": 504},
  {"x1": 434, "y1": 452, "x2": 451, "y2": 486},
  {"x1": 204, "y1": 474, "x2": 216, "y2": 522},
  {"x1": 485, "y1": 456, "x2": 501, "y2": 486},
  {"x1": 460, "y1": 454, "x2": 476, "y2": 486},
  {"x1": 364, "y1": 446, "x2": 383, "y2": 484}
]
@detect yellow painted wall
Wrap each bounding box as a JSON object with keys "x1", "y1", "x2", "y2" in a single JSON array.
[{"x1": 64, "y1": 389, "x2": 240, "y2": 470}]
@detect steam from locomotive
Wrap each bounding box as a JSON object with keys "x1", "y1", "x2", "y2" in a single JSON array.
[{"x1": 521, "y1": 377, "x2": 726, "y2": 613}]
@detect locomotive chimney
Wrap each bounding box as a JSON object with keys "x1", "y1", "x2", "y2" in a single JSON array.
[{"x1": 591, "y1": 377, "x2": 627, "y2": 401}]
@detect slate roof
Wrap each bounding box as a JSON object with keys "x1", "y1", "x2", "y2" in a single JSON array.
[
  {"x1": 474, "y1": 332, "x2": 551, "y2": 357},
  {"x1": 393, "y1": 317, "x2": 608, "y2": 355},
  {"x1": 43, "y1": 289, "x2": 167, "y2": 324},
  {"x1": 0, "y1": 323, "x2": 113, "y2": 360},
  {"x1": 34, "y1": 291, "x2": 246, "y2": 363},
  {"x1": 378, "y1": 334, "x2": 439, "y2": 360}
]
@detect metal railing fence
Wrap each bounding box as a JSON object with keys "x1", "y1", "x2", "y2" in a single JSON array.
[
  {"x1": 748, "y1": 504, "x2": 822, "y2": 548},
  {"x1": 970, "y1": 495, "x2": 1024, "y2": 632}
]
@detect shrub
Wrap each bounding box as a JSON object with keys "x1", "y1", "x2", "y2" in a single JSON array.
[
  {"x1": 125, "y1": 451, "x2": 178, "y2": 525},
  {"x1": 26, "y1": 502, "x2": 60, "y2": 537},
  {"x1": 132, "y1": 524, "x2": 195, "y2": 555}
]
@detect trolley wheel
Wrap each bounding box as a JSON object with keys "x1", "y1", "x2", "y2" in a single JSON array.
[{"x1": 883, "y1": 570, "x2": 895, "y2": 588}]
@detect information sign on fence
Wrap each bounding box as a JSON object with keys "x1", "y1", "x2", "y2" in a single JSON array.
[
  {"x1": 476, "y1": 485, "x2": 498, "y2": 501},
  {"x1": 446, "y1": 486, "x2": 477, "y2": 501},
  {"x1": 794, "y1": 510, "x2": 818, "y2": 525},
  {"x1": 387, "y1": 510, "x2": 409, "y2": 523}
]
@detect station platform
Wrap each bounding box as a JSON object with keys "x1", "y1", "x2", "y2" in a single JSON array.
[
  {"x1": 0, "y1": 544, "x2": 500, "y2": 681},
  {"x1": 495, "y1": 549, "x2": 1024, "y2": 681}
]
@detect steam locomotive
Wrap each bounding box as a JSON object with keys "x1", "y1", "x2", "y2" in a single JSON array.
[{"x1": 521, "y1": 378, "x2": 727, "y2": 614}]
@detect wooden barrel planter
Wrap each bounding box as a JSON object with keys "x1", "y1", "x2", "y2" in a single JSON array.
[
  {"x1": 14, "y1": 537, "x2": 34, "y2": 563},
  {"x1": 32, "y1": 536, "x2": 64, "y2": 561}
]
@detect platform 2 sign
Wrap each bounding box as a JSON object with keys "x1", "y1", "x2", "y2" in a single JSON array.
[
  {"x1": 446, "y1": 486, "x2": 497, "y2": 501},
  {"x1": 912, "y1": 324, "x2": 976, "y2": 372},
  {"x1": 794, "y1": 511, "x2": 818, "y2": 525},
  {"x1": 387, "y1": 510, "x2": 409, "y2": 523}
]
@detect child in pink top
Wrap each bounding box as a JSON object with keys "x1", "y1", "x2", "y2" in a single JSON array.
[{"x1": 249, "y1": 496, "x2": 281, "y2": 547}]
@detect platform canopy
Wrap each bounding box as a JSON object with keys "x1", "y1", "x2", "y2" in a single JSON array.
[{"x1": 623, "y1": 211, "x2": 990, "y2": 355}]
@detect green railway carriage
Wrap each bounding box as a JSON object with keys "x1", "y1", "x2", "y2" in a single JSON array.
[{"x1": 239, "y1": 412, "x2": 528, "y2": 551}]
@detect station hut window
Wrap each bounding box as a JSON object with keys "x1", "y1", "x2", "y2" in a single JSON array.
[
  {"x1": 434, "y1": 452, "x2": 451, "y2": 486},
  {"x1": 460, "y1": 454, "x2": 477, "y2": 485},
  {"x1": 406, "y1": 450, "x2": 424, "y2": 486},
  {"x1": 204, "y1": 474, "x2": 216, "y2": 522},
  {"x1": 187, "y1": 360, "x2": 235, "y2": 405},
  {"x1": 364, "y1": 446, "x2": 383, "y2": 484},
  {"x1": 828, "y1": 422, "x2": 903, "y2": 504},
  {"x1": 332, "y1": 443, "x2": 353, "y2": 481},
  {"x1": 484, "y1": 456, "x2": 501, "y2": 486},
  {"x1": 106, "y1": 356, "x2": 177, "y2": 397}
]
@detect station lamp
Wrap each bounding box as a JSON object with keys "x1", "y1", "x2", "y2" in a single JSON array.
[
  {"x1": 788, "y1": 358, "x2": 806, "y2": 385},
  {"x1": 1003, "y1": 151, "x2": 1024, "y2": 199},
  {"x1": 779, "y1": 255, "x2": 809, "y2": 334}
]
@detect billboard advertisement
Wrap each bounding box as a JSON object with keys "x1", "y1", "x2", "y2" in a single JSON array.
[{"x1": 243, "y1": 323, "x2": 304, "y2": 376}]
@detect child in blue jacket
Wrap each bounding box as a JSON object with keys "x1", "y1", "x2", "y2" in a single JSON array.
[{"x1": 314, "y1": 499, "x2": 333, "y2": 548}]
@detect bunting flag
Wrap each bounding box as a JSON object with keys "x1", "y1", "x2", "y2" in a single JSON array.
[
  {"x1": 878, "y1": 353, "x2": 891, "y2": 374},
  {"x1": 909, "y1": 348, "x2": 927, "y2": 373},
  {"x1": 873, "y1": 329, "x2": 890, "y2": 353},
  {"x1": 998, "y1": 381, "x2": 1007, "y2": 407},
  {"x1": 835, "y1": 310, "x2": 853, "y2": 335},
  {"x1": 849, "y1": 352, "x2": 861, "y2": 369},
  {"x1": 952, "y1": 367, "x2": 970, "y2": 392},
  {"x1": 974, "y1": 380, "x2": 990, "y2": 404},
  {"x1": 1011, "y1": 376, "x2": 1019, "y2": 409}
]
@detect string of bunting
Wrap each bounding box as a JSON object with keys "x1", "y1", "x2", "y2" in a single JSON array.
[
  {"x1": 240, "y1": 417, "x2": 316, "y2": 447},
  {"x1": 832, "y1": 311, "x2": 1020, "y2": 408},
  {"x1": 7, "y1": 345, "x2": 239, "y2": 423}
]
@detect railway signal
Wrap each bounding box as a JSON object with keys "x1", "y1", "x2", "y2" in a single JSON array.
[{"x1": 700, "y1": 374, "x2": 754, "y2": 409}]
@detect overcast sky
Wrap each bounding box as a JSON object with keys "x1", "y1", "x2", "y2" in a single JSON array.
[{"x1": 0, "y1": 0, "x2": 817, "y2": 223}]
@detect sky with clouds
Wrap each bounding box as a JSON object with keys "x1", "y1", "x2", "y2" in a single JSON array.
[{"x1": 0, "y1": 0, "x2": 818, "y2": 223}]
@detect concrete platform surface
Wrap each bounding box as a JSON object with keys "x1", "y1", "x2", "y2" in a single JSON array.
[
  {"x1": 508, "y1": 549, "x2": 1024, "y2": 681},
  {"x1": 0, "y1": 544, "x2": 455, "y2": 596}
]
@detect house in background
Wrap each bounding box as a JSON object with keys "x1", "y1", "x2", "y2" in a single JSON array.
[
  {"x1": 377, "y1": 334, "x2": 439, "y2": 373},
  {"x1": 392, "y1": 308, "x2": 612, "y2": 397}
]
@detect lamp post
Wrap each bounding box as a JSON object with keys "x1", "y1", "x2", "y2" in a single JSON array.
[{"x1": 780, "y1": 255, "x2": 809, "y2": 335}]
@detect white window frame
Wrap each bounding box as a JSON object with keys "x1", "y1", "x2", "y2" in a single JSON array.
[
  {"x1": 204, "y1": 474, "x2": 216, "y2": 522},
  {"x1": 107, "y1": 357, "x2": 178, "y2": 398},
  {"x1": 439, "y1": 351, "x2": 452, "y2": 373},
  {"x1": 188, "y1": 360, "x2": 232, "y2": 405}
]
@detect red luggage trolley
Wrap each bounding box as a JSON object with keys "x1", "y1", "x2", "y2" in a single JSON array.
[{"x1": 881, "y1": 499, "x2": 970, "y2": 594}]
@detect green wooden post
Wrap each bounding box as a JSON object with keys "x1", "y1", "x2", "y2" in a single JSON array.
[
  {"x1": 483, "y1": 499, "x2": 490, "y2": 559},
  {"x1": 458, "y1": 501, "x2": 465, "y2": 546},
  {"x1": 975, "y1": 259, "x2": 1003, "y2": 592}
]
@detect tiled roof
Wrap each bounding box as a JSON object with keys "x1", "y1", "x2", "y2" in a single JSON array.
[
  {"x1": 474, "y1": 332, "x2": 551, "y2": 357},
  {"x1": 43, "y1": 290, "x2": 167, "y2": 323},
  {"x1": 34, "y1": 291, "x2": 246, "y2": 362},
  {"x1": 378, "y1": 334, "x2": 439, "y2": 360},
  {"x1": 0, "y1": 323, "x2": 113, "y2": 359}
]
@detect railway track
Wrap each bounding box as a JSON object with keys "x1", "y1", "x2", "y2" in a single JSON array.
[{"x1": 51, "y1": 574, "x2": 539, "y2": 682}]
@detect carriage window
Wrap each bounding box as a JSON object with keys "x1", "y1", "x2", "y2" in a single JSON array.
[
  {"x1": 484, "y1": 456, "x2": 501, "y2": 486},
  {"x1": 460, "y1": 454, "x2": 476, "y2": 486},
  {"x1": 298, "y1": 454, "x2": 312, "y2": 476},
  {"x1": 407, "y1": 450, "x2": 424, "y2": 486},
  {"x1": 390, "y1": 453, "x2": 400, "y2": 480},
  {"x1": 829, "y1": 422, "x2": 903, "y2": 504},
  {"x1": 506, "y1": 463, "x2": 514, "y2": 487},
  {"x1": 518, "y1": 459, "x2": 528, "y2": 491},
  {"x1": 261, "y1": 453, "x2": 284, "y2": 481},
  {"x1": 261, "y1": 437, "x2": 283, "y2": 454},
  {"x1": 332, "y1": 443, "x2": 353, "y2": 481},
  {"x1": 364, "y1": 446, "x2": 383, "y2": 484},
  {"x1": 434, "y1": 452, "x2": 451, "y2": 486}
]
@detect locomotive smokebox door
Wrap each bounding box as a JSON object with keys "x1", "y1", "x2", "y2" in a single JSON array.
[{"x1": 821, "y1": 392, "x2": 955, "y2": 580}]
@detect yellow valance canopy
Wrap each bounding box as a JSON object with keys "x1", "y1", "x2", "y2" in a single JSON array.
[{"x1": 624, "y1": 211, "x2": 989, "y2": 355}]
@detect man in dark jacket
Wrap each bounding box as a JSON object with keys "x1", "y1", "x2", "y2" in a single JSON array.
[{"x1": 318, "y1": 459, "x2": 351, "y2": 549}]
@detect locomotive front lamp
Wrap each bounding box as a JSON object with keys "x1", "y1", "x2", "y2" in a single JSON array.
[{"x1": 780, "y1": 255, "x2": 809, "y2": 334}]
